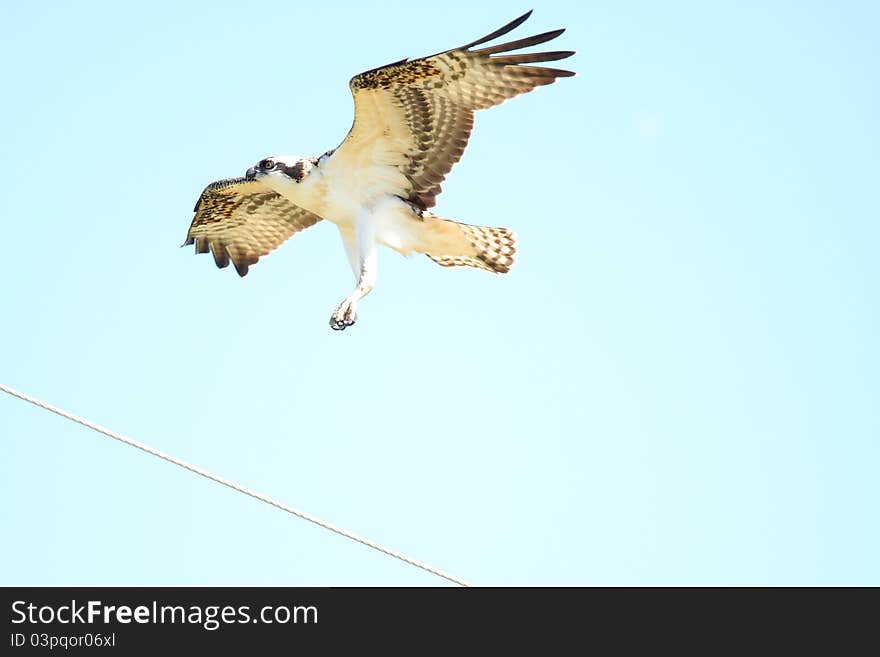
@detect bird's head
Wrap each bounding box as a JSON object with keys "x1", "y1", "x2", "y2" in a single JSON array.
[{"x1": 246, "y1": 156, "x2": 315, "y2": 186}]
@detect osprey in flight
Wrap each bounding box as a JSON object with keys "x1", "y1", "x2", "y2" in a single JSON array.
[{"x1": 184, "y1": 11, "x2": 574, "y2": 330}]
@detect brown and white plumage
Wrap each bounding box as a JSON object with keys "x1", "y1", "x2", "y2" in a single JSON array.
[
  {"x1": 184, "y1": 11, "x2": 574, "y2": 329},
  {"x1": 185, "y1": 178, "x2": 322, "y2": 276},
  {"x1": 334, "y1": 10, "x2": 574, "y2": 210}
]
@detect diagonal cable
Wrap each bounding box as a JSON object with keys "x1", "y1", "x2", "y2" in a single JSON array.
[{"x1": 0, "y1": 382, "x2": 469, "y2": 587}]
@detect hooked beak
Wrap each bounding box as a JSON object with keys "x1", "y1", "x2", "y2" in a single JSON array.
[{"x1": 245, "y1": 166, "x2": 257, "y2": 180}]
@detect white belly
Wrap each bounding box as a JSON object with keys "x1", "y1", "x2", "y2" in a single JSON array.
[
  {"x1": 324, "y1": 194, "x2": 423, "y2": 255},
  {"x1": 269, "y1": 164, "x2": 424, "y2": 255}
]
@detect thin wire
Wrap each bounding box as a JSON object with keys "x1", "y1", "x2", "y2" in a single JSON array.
[{"x1": 0, "y1": 382, "x2": 470, "y2": 587}]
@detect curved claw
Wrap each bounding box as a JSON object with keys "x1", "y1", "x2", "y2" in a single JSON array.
[
  {"x1": 329, "y1": 304, "x2": 357, "y2": 331},
  {"x1": 330, "y1": 316, "x2": 355, "y2": 331}
]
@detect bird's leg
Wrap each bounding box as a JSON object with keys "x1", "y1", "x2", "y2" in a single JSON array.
[
  {"x1": 330, "y1": 243, "x2": 376, "y2": 330},
  {"x1": 330, "y1": 213, "x2": 377, "y2": 330}
]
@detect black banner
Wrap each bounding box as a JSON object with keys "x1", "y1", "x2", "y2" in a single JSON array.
[{"x1": 0, "y1": 586, "x2": 871, "y2": 651}]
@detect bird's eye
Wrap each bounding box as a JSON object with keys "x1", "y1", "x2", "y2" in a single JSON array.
[{"x1": 261, "y1": 159, "x2": 275, "y2": 170}]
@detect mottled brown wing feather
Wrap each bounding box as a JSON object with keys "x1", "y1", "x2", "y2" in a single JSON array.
[
  {"x1": 333, "y1": 11, "x2": 575, "y2": 210},
  {"x1": 184, "y1": 177, "x2": 322, "y2": 276}
]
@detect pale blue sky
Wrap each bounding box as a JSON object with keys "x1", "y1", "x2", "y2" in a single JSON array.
[{"x1": 1, "y1": 1, "x2": 877, "y2": 585}]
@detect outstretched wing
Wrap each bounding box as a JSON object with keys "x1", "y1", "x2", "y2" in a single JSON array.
[
  {"x1": 184, "y1": 178, "x2": 322, "y2": 276},
  {"x1": 326, "y1": 10, "x2": 574, "y2": 210}
]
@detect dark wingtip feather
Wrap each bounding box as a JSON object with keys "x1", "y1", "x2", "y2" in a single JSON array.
[
  {"x1": 463, "y1": 10, "x2": 533, "y2": 49},
  {"x1": 516, "y1": 65, "x2": 577, "y2": 79},
  {"x1": 233, "y1": 260, "x2": 249, "y2": 277},
  {"x1": 490, "y1": 50, "x2": 575, "y2": 65},
  {"x1": 210, "y1": 242, "x2": 230, "y2": 269},
  {"x1": 194, "y1": 237, "x2": 211, "y2": 254},
  {"x1": 474, "y1": 28, "x2": 566, "y2": 56}
]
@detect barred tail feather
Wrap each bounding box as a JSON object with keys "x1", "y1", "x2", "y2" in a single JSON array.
[{"x1": 424, "y1": 218, "x2": 517, "y2": 274}]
